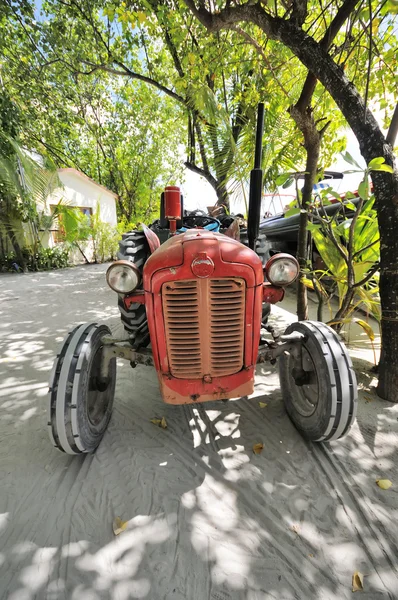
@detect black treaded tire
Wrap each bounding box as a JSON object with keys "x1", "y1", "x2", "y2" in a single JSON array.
[
  {"x1": 48, "y1": 323, "x2": 116, "y2": 454},
  {"x1": 117, "y1": 231, "x2": 149, "y2": 334},
  {"x1": 279, "y1": 321, "x2": 357, "y2": 442}
]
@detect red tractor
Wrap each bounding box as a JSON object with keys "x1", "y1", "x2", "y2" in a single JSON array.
[{"x1": 48, "y1": 105, "x2": 357, "y2": 454}]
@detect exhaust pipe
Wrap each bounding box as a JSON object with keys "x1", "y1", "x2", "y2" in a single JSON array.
[{"x1": 248, "y1": 103, "x2": 265, "y2": 251}]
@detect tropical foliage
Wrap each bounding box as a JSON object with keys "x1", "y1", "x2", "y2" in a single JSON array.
[
  {"x1": 306, "y1": 190, "x2": 380, "y2": 323},
  {"x1": 0, "y1": 0, "x2": 351, "y2": 211},
  {"x1": 1, "y1": 0, "x2": 398, "y2": 396}
]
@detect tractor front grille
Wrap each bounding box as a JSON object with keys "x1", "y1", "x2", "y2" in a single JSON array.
[{"x1": 162, "y1": 278, "x2": 245, "y2": 379}]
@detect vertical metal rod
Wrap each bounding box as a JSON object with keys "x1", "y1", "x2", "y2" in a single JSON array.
[
  {"x1": 248, "y1": 103, "x2": 265, "y2": 251},
  {"x1": 254, "y1": 103, "x2": 265, "y2": 169}
]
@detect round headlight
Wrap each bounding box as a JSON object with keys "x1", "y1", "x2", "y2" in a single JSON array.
[
  {"x1": 106, "y1": 261, "x2": 141, "y2": 294},
  {"x1": 265, "y1": 254, "x2": 299, "y2": 286}
]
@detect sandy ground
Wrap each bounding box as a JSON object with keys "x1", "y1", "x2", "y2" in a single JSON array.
[{"x1": 1, "y1": 264, "x2": 398, "y2": 600}]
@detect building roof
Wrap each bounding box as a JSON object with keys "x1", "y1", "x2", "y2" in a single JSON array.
[{"x1": 57, "y1": 168, "x2": 118, "y2": 200}]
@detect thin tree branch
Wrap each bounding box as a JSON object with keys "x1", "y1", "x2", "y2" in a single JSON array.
[
  {"x1": 295, "y1": 0, "x2": 361, "y2": 111},
  {"x1": 185, "y1": 161, "x2": 218, "y2": 189},
  {"x1": 194, "y1": 117, "x2": 212, "y2": 178},
  {"x1": 311, "y1": 211, "x2": 349, "y2": 263},
  {"x1": 352, "y1": 237, "x2": 380, "y2": 259},
  {"x1": 5, "y1": 0, "x2": 47, "y2": 62},
  {"x1": 230, "y1": 25, "x2": 291, "y2": 99},
  {"x1": 353, "y1": 262, "x2": 379, "y2": 287},
  {"x1": 363, "y1": 0, "x2": 372, "y2": 115},
  {"x1": 347, "y1": 196, "x2": 365, "y2": 287},
  {"x1": 59, "y1": 0, "x2": 110, "y2": 55},
  {"x1": 80, "y1": 60, "x2": 186, "y2": 105}
]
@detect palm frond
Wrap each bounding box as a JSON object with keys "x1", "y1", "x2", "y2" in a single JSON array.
[{"x1": 0, "y1": 135, "x2": 62, "y2": 207}]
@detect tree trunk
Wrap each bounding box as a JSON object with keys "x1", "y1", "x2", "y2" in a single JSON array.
[
  {"x1": 215, "y1": 181, "x2": 229, "y2": 209},
  {"x1": 372, "y1": 169, "x2": 398, "y2": 401},
  {"x1": 74, "y1": 241, "x2": 90, "y2": 264},
  {"x1": 274, "y1": 28, "x2": 398, "y2": 400},
  {"x1": 289, "y1": 106, "x2": 322, "y2": 320},
  {"x1": 185, "y1": 160, "x2": 230, "y2": 211}
]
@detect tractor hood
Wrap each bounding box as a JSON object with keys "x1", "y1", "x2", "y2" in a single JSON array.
[{"x1": 143, "y1": 229, "x2": 264, "y2": 292}]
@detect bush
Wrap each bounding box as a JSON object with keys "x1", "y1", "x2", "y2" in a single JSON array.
[
  {"x1": 305, "y1": 190, "x2": 380, "y2": 326},
  {"x1": 91, "y1": 204, "x2": 120, "y2": 263},
  {"x1": 35, "y1": 246, "x2": 70, "y2": 270},
  {"x1": 0, "y1": 246, "x2": 70, "y2": 272}
]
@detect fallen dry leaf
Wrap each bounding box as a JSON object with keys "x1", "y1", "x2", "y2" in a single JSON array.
[
  {"x1": 150, "y1": 417, "x2": 168, "y2": 429},
  {"x1": 364, "y1": 395, "x2": 372, "y2": 403},
  {"x1": 291, "y1": 524, "x2": 300, "y2": 534},
  {"x1": 113, "y1": 517, "x2": 128, "y2": 536},
  {"x1": 253, "y1": 443, "x2": 264, "y2": 455},
  {"x1": 259, "y1": 402, "x2": 268, "y2": 409},
  {"x1": 308, "y1": 553, "x2": 314, "y2": 558},
  {"x1": 376, "y1": 478, "x2": 392, "y2": 490},
  {"x1": 352, "y1": 571, "x2": 364, "y2": 592}
]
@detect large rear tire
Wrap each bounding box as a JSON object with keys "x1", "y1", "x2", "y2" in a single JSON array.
[
  {"x1": 279, "y1": 321, "x2": 357, "y2": 442},
  {"x1": 48, "y1": 323, "x2": 116, "y2": 454},
  {"x1": 117, "y1": 231, "x2": 149, "y2": 338}
]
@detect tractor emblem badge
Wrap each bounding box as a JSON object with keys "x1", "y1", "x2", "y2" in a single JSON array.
[{"x1": 191, "y1": 253, "x2": 214, "y2": 278}]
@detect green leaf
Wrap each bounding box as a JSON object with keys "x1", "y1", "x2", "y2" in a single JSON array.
[
  {"x1": 372, "y1": 164, "x2": 394, "y2": 173},
  {"x1": 306, "y1": 222, "x2": 322, "y2": 232},
  {"x1": 355, "y1": 287, "x2": 381, "y2": 321},
  {"x1": 284, "y1": 207, "x2": 300, "y2": 218},
  {"x1": 319, "y1": 186, "x2": 332, "y2": 197},
  {"x1": 282, "y1": 177, "x2": 294, "y2": 189},
  {"x1": 328, "y1": 190, "x2": 342, "y2": 201},
  {"x1": 341, "y1": 151, "x2": 362, "y2": 170},
  {"x1": 345, "y1": 202, "x2": 357, "y2": 211},
  {"x1": 385, "y1": 0, "x2": 398, "y2": 14},
  {"x1": 355, "y1": 319, "x2": 375, "y2": 341},
  {"x1": 302, "y1": 277, "x2": 314, "y2": 289},
  {"x1": 368, "y1": 157, "x2": 385, "y2": 169},
  {"x1": 275, "y1": 173, "x2": 291, "y2": 186},
  {"x1": 311, "y1": 228, "x2": 347, "y2": 280},
  {"x1": 358, "y1": 179, "x2": 369, "y2": 200}
]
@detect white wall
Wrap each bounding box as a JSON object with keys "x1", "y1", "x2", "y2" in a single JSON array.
[
  {"x1": 40, "y1": 169, "x2": 118, "y2": 263},
  {"x1": 54, "y1": 170, "x2": 118, "y2": 226}
]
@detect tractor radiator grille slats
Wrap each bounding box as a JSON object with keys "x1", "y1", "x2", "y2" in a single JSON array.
[
  {"x1": 210, "y1": 279, "x2": 245, "y2": 377},
  {"x1": 163, "y1": 278, "x2": 245, "y2": 379},
  {"x1": 163, "y1": 281, "x2": 202, "y2": 378}
]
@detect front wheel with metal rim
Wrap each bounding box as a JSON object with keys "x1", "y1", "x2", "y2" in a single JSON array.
[
  {"x1": 279, "y1": 321, "x2": 357, "y2": 442},
  {"x1": 48, "y1": 323, "x2": 116, "y2": 454}
]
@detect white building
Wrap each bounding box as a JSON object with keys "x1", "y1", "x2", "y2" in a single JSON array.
[{"x1": 42, "y1": 168, "x2": 118, "y2": 262}]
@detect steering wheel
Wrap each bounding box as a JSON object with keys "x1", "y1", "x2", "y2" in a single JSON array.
[{"x1": 182, "y1": 215, "x2": 220, "y2": 229}]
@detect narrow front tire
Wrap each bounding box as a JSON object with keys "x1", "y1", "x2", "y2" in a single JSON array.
[
  {"x1": 48, "y1": 323, "x2": 116, "y2": 454},
  {"x1": 279, "y1": 321, "x2": 357, "y2": 442}
]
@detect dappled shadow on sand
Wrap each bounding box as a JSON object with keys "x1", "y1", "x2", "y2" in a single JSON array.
[{"x1": 1, "y1": 265, "x2": 398, "y2": 600}]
